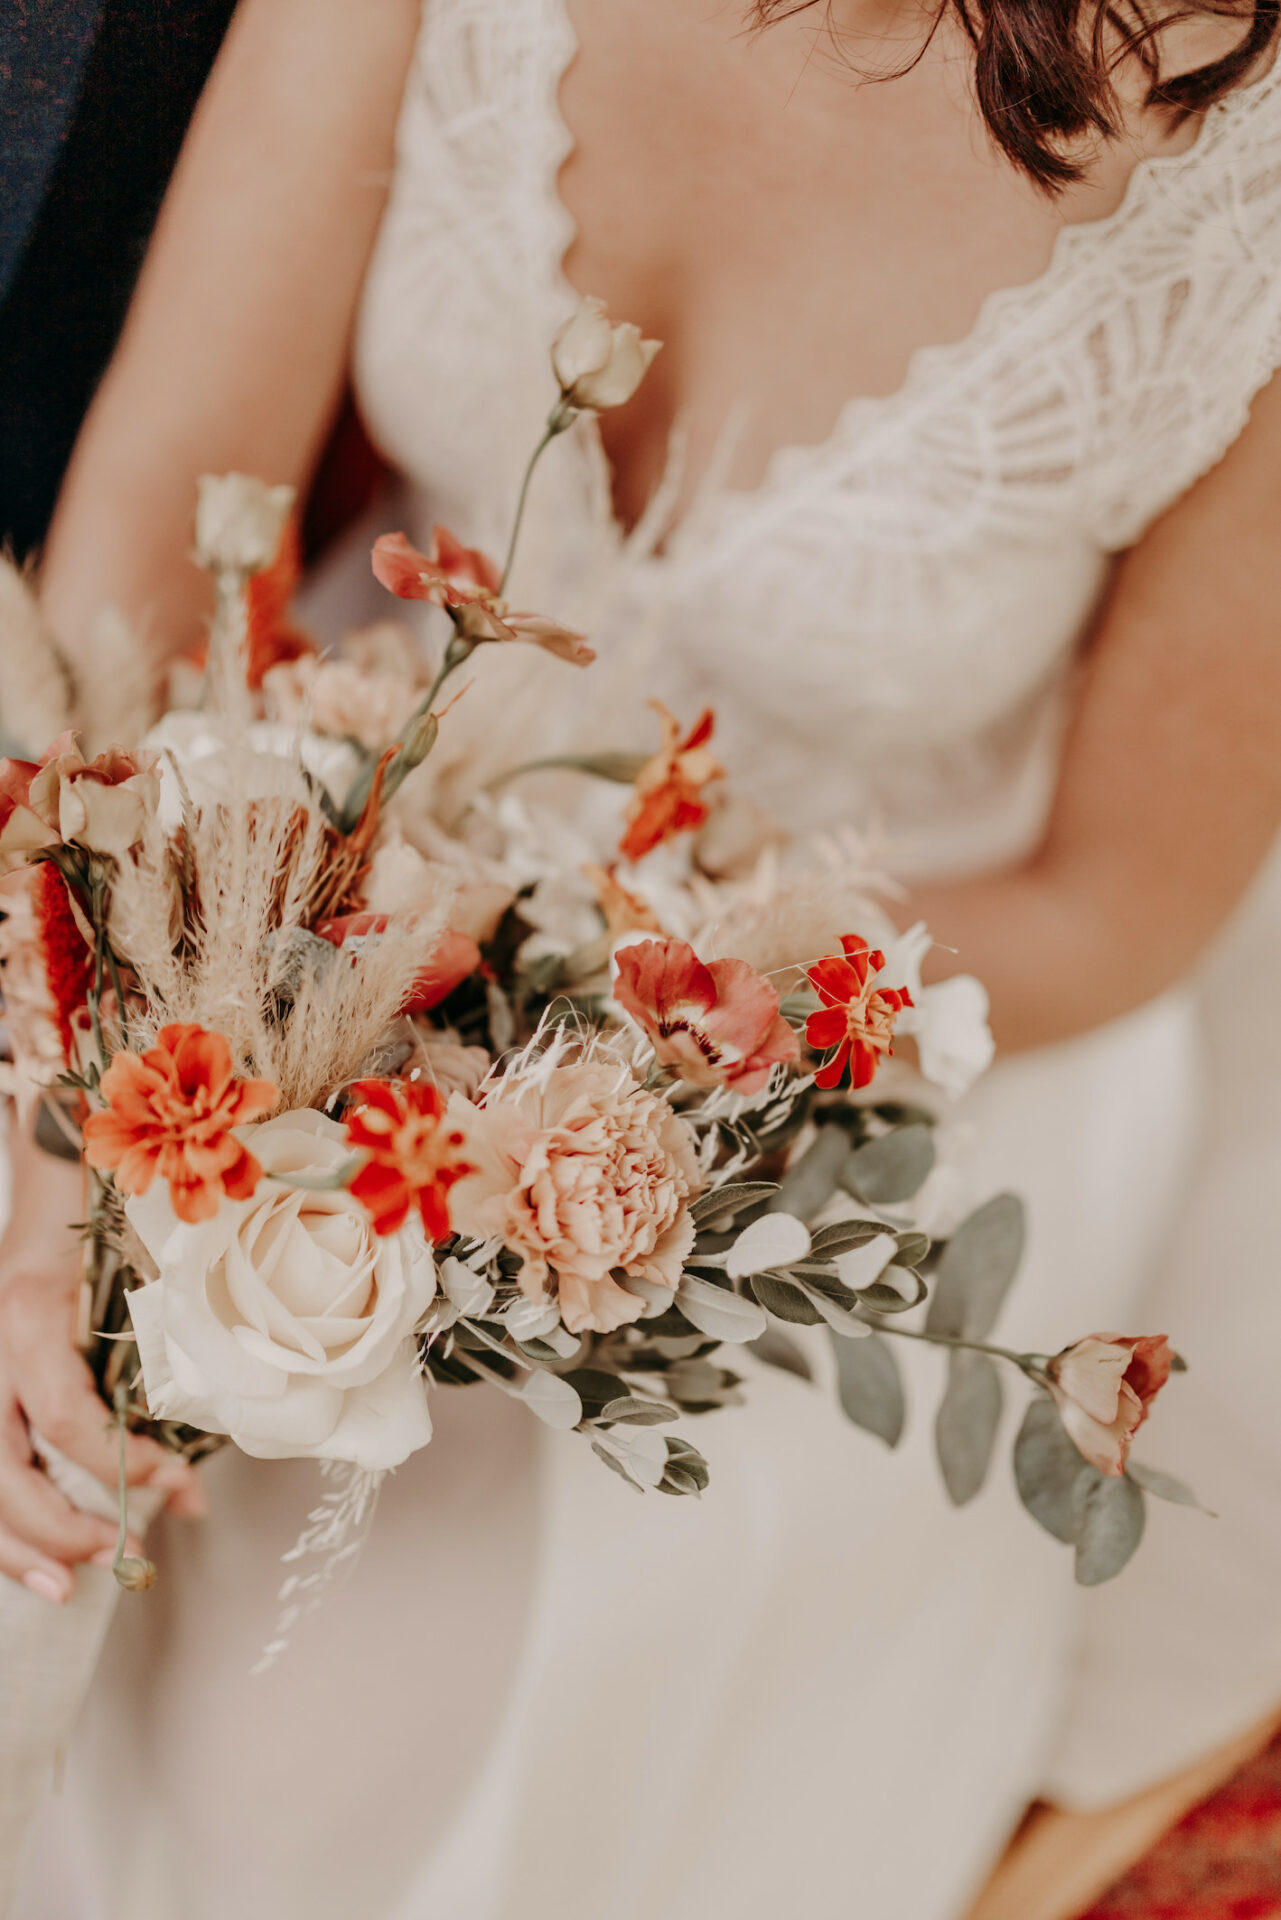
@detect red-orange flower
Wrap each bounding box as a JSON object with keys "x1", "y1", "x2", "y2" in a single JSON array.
[
  {"x1": 315, "y1": 913, "x2": 481, "y2": 1013},
  {"x1": 371, "y1": 529, "x2": 593, "y2": 665},
  {"x1": 804, "y1": 934, "x2": 914, "y2": 1091},
  {"x1": 83, "y1": 1024, "x2": 279, "y2": 1224},
  {"x1": 614, "y1": 937, "x2": 799, "y2": 1095},
  {"x1": 245, "y1": 514, "x2": 314, "y2": 691},
  {"x1": 344, "y1": 1078, "x2": 474, "y2": 1239},
  {"x1": 618, "y1": 704, "x2": 722, "y2": 865}
]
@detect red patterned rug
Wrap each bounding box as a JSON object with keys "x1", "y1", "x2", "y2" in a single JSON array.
[{"x1": 1076, "y1": 1732, "x2": 1281, "y2": 1919}]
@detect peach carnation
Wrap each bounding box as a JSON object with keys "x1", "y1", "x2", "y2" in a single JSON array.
[{"x1": 447, "y1": 1057, "x2": 700, "y2": 1334}]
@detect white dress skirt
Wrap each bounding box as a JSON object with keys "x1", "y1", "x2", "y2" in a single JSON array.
[{"x1": 13, "y1": 0, "x2": 1281, "y2": 1912}]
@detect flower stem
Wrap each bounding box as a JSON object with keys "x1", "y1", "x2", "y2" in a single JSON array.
[
  {"x1": 111, "y1": 1385, "x2": 157, "y2": 1592},
  {"x1": 499, "y1": 402, "x2": 573, "y2": 595},
  {"x1": 873, "y1": 1321, "x2": 1044, "y2": 1377}
]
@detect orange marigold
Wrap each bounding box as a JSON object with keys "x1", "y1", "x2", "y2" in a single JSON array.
[
  {"x1": 804, "y1": 934, "x2": 914, "y2": 1091},
  {"x1": 618, "y1": 703, "x2": 722, "y2": 865},
  {"x1": 344, "y1": 1078, "x2": 474, "y2": 1240},
  {"x1": 83, "y1": 1024, "x2": 278, "y2": 1224}
]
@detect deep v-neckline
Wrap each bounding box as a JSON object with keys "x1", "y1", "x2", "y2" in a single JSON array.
[{"x1": 540, "y1": 0, "x2": 1281, "y2": 558}]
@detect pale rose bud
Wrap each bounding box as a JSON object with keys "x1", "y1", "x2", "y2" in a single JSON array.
[
  {"x1": 58, "y1": 772, "x2": 157, "y2": 862},
  {"x1": 194, "y1": 474, "x2": 296, "y2": 576},
  {"x1": 551, "y1": 297, "x2": 661, "y2": 411},
  {"x1": 1046, "y1": 1332, "x2": 1173, "y2": 1477}
]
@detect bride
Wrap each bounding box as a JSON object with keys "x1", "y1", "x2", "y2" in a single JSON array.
[{"x1": 6, "y1": 2, "x2": 1281, "y2": 1915}]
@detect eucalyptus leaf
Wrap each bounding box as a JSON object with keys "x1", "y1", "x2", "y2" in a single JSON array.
[
  {"x1": 935, "y1": 1351, "x2": 1003, "y2": 1506},
  {"x1": 856, "y1": 1270, "x2": 928, "y2": 1314},
  {"x1": 518, "y1": 1368, "x2": 584, "y2": 1431},
  {"x1": 1127, "y1": 1461, "x2": 1214, "y2": 1516},
  {"x1": 1013, "y1": 1396, "x2": 1092, "y2": 1544},
  {"x1": 791, "y1": 1269, "x2": 870, "y2": 1340},
  {"x1": 664, "y1": 1359, "x2": 731, "y2": 1404},
  {"x1": 748, "y1": 1326, "x2": 814, "y2": 1381},
  {"x1": 656, "y1": 1465, "x2": 704, "y2": 1497},
  {"x1": 891, "y1": 1231, "x2": 931, "y2": 1269},
  {"x1": 591, "y1": 1440, "x2": 646, "y2": 1493},
  {"x1": 749, "y1": 1272, "x2": 824, "y2": 1325},
  {"x1": 676, "y1": 1274, "x2": 769, "y2": 1344},
  {"x1": 810, "y1": 1219, "x2": 887, "y2": 1258},
  {"x1": 842, "y1": 1124, "x2": 937, "y2": 1205},
  {"x1": 660, "y1": 1435, "x2": 711, "y2": 1496},
  {"x1": 1074, "y1": 1472, "x2": 1146, "y2": 1585},
  {"x1": 690, "y1": 1181, "x2": 780, "y2": 1226},
  {"x1": 829, "y1": 1329, "x2": 905, "y2": 1447},
  {"x1": 725, "y1": 1213, "x2": 810, "y2": 1281},
  {"x1": 597, "y1": 1395, "x2": 679, "y2": 1427},
  {"x1": 926, "y1": 1194, "x2": 1026, "y2": 1341},
  {"x1": 562, "y1": 1369, "x2": 632, "y2": 1413},
  {"x1": 772, "y1": 1127, "x2": 854, "y2": 1220}
]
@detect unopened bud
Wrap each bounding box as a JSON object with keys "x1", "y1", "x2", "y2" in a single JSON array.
[{"x1": 114, "y1": 1554, "x2": 158, "y2": 1593}]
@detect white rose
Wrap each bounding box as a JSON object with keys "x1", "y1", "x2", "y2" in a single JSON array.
[
  {"x1": 125, "y1": 1109, "x2": 437, "y2": 1470},
  {"x1": 194, "y1": 473, "x2": 295, "y2": 575},
  {"x1": 143, "y1": 711, "x2": 363, "y2": 830},
  {"x1": 551, "y1": 297, "x2": 661, "y2": 411}
]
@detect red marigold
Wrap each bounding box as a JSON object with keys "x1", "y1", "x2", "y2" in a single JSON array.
[
  {"x1": 618, "y1": 703, "x2": 722, "y2": 865},
  {"x1": 804, "y1": 934, "x2": 914, "y2": 1092},
  {"x1": 83, "y1": 1024, "x2": 279, "y2": 1224},
  {"x1": 344, "y1": 1078, "x2": 473, "y2": 1239}
]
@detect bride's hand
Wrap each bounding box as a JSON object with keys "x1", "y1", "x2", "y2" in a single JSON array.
[{"x1": 0, "y1": 1128, "x2": 201, "y2": 1603}]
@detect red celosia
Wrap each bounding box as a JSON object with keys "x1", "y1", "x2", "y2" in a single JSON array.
[
  {"x1": 344, "y1": 1078, "x2": 473, "y2": 1239},
  {"x1": 371, "y1": 529, "x2": 593, "y2": 664},
  {"x1": 245, "y1": 514, "x2": 314, "y2": 690},
  {"x1": 83, "y1": 1024, "x2": 279, "y2": 1224},
  {"x1": 614, "y1": 937, "x2": 799, "y2": 1095},
  {"x1": 618, "y1": 704, "x2": 723, "y2": 865},
  {"x1": 804, "y1": 934, "x2": 914, "y2": 1091},
  {"x1": 314, "y1": 913, "x2": 481, "y2": 1013},
  {"x1": 33, "y1": 863, "x2": 94, "y2": 1057}
]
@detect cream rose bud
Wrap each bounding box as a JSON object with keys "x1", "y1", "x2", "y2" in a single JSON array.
[
  {"x1": 551, "y1": 297, "x2": 662, "y2": 411},
  {"x1": 57, "y1": 765, "x2": 159, "y2": 862},
  {"x1": 125, "y1": 1109, "x2": 437, "y2": 1471},
  {"x1": 194, "y1": 473, "x2": 295, "y2": 575}
]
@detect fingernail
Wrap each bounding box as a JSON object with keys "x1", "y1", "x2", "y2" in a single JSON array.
[{"x1": 23, "y1": 1567, "x2": 70, "y2": 1605}]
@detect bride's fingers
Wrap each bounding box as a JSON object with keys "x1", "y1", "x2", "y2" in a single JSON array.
[
  {"x1": 0, "y1": 1516, "x2": 75, "y2": 1604},
  {"x1": 0, "y1": 1405, "x2": 118, "y2": 1567},
  {"x1": 18, "y1": 1344, "x2": 196, "y2": 1499}
]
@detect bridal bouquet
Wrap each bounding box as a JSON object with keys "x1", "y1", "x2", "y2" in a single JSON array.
[{"x1": 0, "y1": 301, "x2": 1196, "y2": 1619}]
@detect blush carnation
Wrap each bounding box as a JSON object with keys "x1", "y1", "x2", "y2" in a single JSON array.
[{"x1": 447, "y1": 1056, "x2": 700, "y2": 1335}]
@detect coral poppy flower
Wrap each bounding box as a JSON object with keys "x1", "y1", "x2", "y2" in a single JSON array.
[
  {"x1": 371, "y1": 530, "x2": 593, "y2": 665},
  {"x1": 314, "y1": 913, "x2": 481, "y2": 1013},
  {"x1": 804, "y1": 934, "x2": 914, "y2": 1091},
  {"x1": 344, "y1": 1078, "x2": 474, "y2": 1239},
  {"x1": 618, "y1": 704, "x2": 723, "y2": 865},
  {"x1": 615, "y1": 937, "x2": 799, "y2": 1095},
  {"x1": 83, "y1": 1024, "x2": 278, "y2": 1224}
]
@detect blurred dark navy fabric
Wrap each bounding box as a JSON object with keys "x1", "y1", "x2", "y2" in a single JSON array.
[{"x1": 0, "y1": 0, "x2": 237, "y2": 558}]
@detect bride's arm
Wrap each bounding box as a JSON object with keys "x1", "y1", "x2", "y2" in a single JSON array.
[
  {"x1": 40, "y1": 0, "x2": 420, "y2": 671},
  {"x1": 908, "y1": 370, "x2": 1281, "y2": 1052}
]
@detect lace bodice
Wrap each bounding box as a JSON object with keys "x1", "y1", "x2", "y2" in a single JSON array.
[{"x1": 354, "y1": 0, "x2": 1281, "y2": 877}]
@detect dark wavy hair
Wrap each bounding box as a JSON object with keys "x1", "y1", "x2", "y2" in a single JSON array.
[{"x1": 755, "y1": 2, "x2": 1280, "y2": 187}]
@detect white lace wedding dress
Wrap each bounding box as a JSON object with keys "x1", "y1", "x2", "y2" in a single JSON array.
[{"x1": 14, "y1": 6, "x2": 1281, "y2": 1917}]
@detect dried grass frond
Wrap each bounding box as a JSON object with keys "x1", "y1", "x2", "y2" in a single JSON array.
[
  {"x1": 0, "y1": 556, "x2": 73, "y2": 754},
  {"x1": 119, "y1": 766, "x2": 441, "y2": 1109}
]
